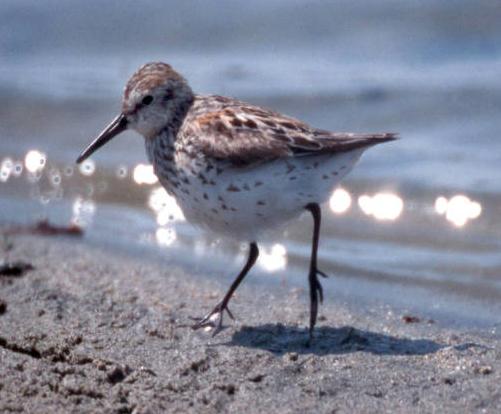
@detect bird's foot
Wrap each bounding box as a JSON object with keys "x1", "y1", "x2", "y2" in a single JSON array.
[
  {"x1": 312, "y1": 267, "x2": 328, "y2": 303},
  {"x1": 308, "y1": 267, "x2": 329, "y2": 342},
  {"x1": 191, "y1": 301, "x2": 235, "y2": 337}
]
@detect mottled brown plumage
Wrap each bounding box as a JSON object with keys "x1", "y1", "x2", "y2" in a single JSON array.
[{"x1": 180, "y1": 94, "x2": 396, "y2": 166}]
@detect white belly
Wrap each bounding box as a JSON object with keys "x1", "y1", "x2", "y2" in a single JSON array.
[{"x1": 171, "y1": 150, "x2": 364, "y2": 241}]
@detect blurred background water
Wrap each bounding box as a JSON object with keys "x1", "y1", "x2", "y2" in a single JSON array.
[{"x1": 1, "y1": 0, "x2": 500, "y2": 332}]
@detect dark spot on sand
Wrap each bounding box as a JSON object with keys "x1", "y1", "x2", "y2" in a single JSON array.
[
  {"x1": 402, "y1": 315, "x2": 421, "y2": 324},
  {"x1": 0, "y1": 336, "x2": 41, "y2": 359},
  {"x1": 211, "y1": 208, "x2": 218, "y2": 215},
  {"x1": 257, "y1": 200, "x2": 266, "y2": 206},
  {"x1": 0, "y1": 300, "x2": 6, "y2": 315},
  {"x1": 322, "y1": 175, "x2": 329, "y2": 180},
  {"x1": 289, "y1": 176, "x2": 297, "y2": 181},
  {"x1": 0, "y1": 261, "x2": 34, "y2": 277},
  {"x1": 221, "y1": 204, "x2": 228, "y2": 210},
  {"x1": 203, "y1": 193, "x2": 209, "y2": 200},
  {"x1": 248, "y1": 373, "x2": 265, "y2": 383},
  {"x1": 254, "y1": 181, "x2": 263, "y2": 187},
  {"x1": 106, "y1": 365, "x2": 131, "y2": 385}
]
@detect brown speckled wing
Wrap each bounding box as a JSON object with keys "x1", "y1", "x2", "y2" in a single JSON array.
[{"x1": 181, "y1": 95, "x2": 397, "y2": 166}]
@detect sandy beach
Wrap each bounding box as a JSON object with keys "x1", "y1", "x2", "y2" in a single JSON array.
[{"x1": 0, "y1": 234, "x2": 499, "y2": 413}]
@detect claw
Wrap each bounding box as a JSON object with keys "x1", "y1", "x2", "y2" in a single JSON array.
[
  {"x1": 225, "y1": 305, "x2": 235, "y2": 320},
  {"x1": 317, "y1": 268, "x2": 328, "y2": 278},
  {"x1": 315, "y1": 275, "x2": 324, "y2": 303},
  {"x1": 191, "y1": 302, "x2": 235, "y2": 336}
]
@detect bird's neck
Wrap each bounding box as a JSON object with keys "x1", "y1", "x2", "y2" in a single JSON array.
[{"x1": 161, "y1": 94, "x2": 195, "y2": 140}]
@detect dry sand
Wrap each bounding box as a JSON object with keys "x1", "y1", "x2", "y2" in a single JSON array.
[{"x1": 0, "y1": 235, "x2": 500, "y2": 413}]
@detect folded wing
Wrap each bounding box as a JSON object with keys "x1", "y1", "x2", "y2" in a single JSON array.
[{"x1": 183, "y1": 95, "x2": 397, "y2": 166}]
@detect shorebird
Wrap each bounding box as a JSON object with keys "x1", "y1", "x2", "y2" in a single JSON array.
[{"x1": 77, "y1": 62, "x2": 397, "y2": 340}]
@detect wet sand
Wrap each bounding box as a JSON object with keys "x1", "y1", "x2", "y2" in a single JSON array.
[{"x1": 1, "y1": 234, "x2": 500, "y2": 413}]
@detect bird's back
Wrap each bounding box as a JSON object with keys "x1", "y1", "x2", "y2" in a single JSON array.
[{"x1": 178, "y1": 94, "x2": 397, "y2": 168}]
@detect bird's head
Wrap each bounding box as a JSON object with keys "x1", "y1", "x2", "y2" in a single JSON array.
[{"x1": 77, "y1": 62, "x2": 194, "y2": 164}]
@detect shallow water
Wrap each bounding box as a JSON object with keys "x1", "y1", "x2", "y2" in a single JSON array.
[{"x1": 1, "y1": 1, "x2": 500, "y2": 332}]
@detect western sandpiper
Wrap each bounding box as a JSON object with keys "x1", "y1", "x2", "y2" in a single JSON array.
[{"x1": 77, "y1": 62, "x2": 397, "y2": 340}]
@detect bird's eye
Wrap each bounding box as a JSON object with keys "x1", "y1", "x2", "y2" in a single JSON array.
[{"x1": 141, "y1": 95, "x2": 154, "y2": 106}]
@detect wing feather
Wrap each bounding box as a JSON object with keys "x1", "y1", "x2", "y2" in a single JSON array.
[{"x1": 181, "y1": 95, "x2": 397, "y2": 166}]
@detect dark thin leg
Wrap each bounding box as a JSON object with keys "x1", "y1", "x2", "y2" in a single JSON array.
[
  {"x1": 305, "y1": 203, "x2": 328, "y2": 342},
  {"x1": 192, "y1": 242, "x2": 259, "y2": 336}
]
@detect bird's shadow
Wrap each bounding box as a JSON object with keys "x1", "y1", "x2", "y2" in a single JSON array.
[{"x1": 223, "y1": 323, "x2": 443, "y2": 356}]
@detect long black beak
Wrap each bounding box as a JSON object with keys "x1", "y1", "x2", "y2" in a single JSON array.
[{"x1": 76, "y1": 113, "x2": 128, "y2": 164}]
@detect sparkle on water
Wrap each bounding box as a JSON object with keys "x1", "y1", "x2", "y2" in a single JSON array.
[
  {"x1": 0, "y1": 158, "x2": 13, "y2": 182},
  {"x1": 148, "y1": 187, "x2": 185, "y2": 224},
  {"x1": 49, "y1": 168, "x2": 62, "y2": 186},
  {"x1": 329, "y1": 187, "x2": 352, "y2": 214},
  {"x1": 155, "y1": 227, "x2": 177, "y2": 246},
  {"x1": 0, "y1": 154, "x2": 486, "y2": 239},
  {"x1": 64, "y1": 166, "x2": 74, "y2": 177},
  {"x1": 116, "y1": 165, "x2": 128, "y2": 179},
  {"x1": 133, "y1": 163, "x2": 158, "y2": 185},
  {"x1": 435, "y1": 194, "x2": 482, "y2": 227},
  {"x1": 78, "y1": 159, "x2": 96, "y2": 176},
  {"x1": 358, "y1": 192, "x2": 404, "y2": 221},
  {"x1": 24, "y1": 150, "x2": 46, "y2": 174},
  {"x1": 71, "y1": 196, "x2": 96, "y2": 227},
  {"x1": 258, "y1": 243, "x2": 287, "y2": 272}
]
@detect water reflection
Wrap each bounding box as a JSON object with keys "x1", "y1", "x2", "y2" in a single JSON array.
[
  {"x1": 116, "y1": 165, "x2": 128, "y2": 179},
  {"x1": 13, "y1": 161, "x2": 23, "y2": 177},
  {"x1": 0, "y1": 158, "x2": 13, "y2": 182},
  {"x1": 148, "y1": 187, "x2": 185, "y2": 224},
  {"x1": 0, "y1": 152, "x2": 488, "y2": 254},
  {"x1": 49, "y1": 168, "x2": 62, "y2": 186},
  {"x1": 258, "y1": 243, "x2": 287, "y2": 272},
  {"x1": 329, "y1": 187, "x2": 351, "y2": 214},
  {"x1": 435, "y1": 194, "x2": 482, "y2": 227},
  {"x1": 155, "y1": 227, "x2": 177, "y2": 246},
  {"x1": 133, "y1": 163, "x2": 158, "y2": 185},
  {"x1": 64, "y1": 166, "x2": 74, "y2": 177},
  {"x1": 24, "y1": 150, "x2": 46, "y2": 174},
  {"x1": 78, "y1": 159, "x2": 96, "y2": 176},
  {"x1": 71, "y1": 197, "x2": 96, "y2": 227},
  {"x1": 358, "y1": 192, "x2": 404, "y2": 221}
]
